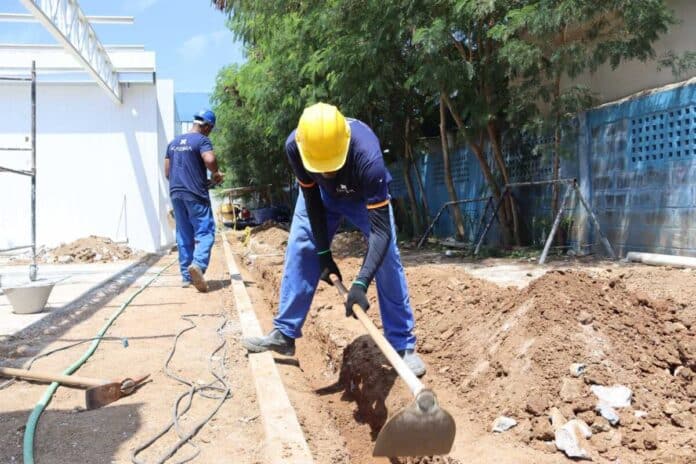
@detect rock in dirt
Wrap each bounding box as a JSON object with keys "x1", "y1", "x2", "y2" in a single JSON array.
[
  {"x1": 560, "y1": 378, "x2": 585, "y2": 403},
  {"x1": 525, "y1": 397, "x2": 548, "y2": 416},
  {"x1": 570, "y1": 363, "x2": 586, "y2": 377},
  {"x1": 591, "y1": 384, "x2": 632, "y2": 408},
  {"x1": 549, "y1": 407, "x2": 567, "y2": 430},
  {"x1": 671, "y1": 412, "x2": 695, "y2": 428},
  {"x1": 663, "y1": 399, "x2": 681, "y2": 416},
  {"x1": 530, "y1": 417, "x2": 555, "y2": 441},
  {"x1": 577, "y1": 311, "x2": 594, "y2": 325},
  {"x1": 491, "y1": 416, "x2": 518, "y2": 432},
  {"x1": 555, "y1": 419, "x2": 593, "y2": 460}
]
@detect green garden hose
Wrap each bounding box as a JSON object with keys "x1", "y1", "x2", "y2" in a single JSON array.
[{"x1": 23, "y1": 261, "x2": 174, "y2": 464}]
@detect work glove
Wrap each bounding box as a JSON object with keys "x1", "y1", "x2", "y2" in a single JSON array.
[
  {"x1": 318, "y1": 251, "x2": 342, "y2": 285},
  {"x1": 345, "y1": 283, "x2": 369, "y2": 319}
]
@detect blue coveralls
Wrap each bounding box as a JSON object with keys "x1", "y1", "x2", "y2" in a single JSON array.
[
  {"x1": 166, "y1": 132, "x2": 216, "y2": 282},
  {"x1": 274, "y1": 190, "x2": 417, "y2": 351}
]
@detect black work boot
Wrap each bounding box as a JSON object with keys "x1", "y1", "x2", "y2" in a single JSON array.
[{"x1": 242, "y1": 329, "x2": 295, "y2": 356}]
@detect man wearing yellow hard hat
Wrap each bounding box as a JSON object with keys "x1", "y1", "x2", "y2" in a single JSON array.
[{"x1": 242, "y1": 102, "x2": 425, "y2": 376}]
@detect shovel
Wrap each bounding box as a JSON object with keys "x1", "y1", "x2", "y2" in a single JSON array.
[
  {"x1": 0, "y1": 366, "x2": 149, "y2": 409},
  {"x1": 331, "y1": 277, "x2": 456, "y2": 457}
]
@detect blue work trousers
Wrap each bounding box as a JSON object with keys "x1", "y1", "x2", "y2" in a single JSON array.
[
  {"x1": 274, "y1": 192, "x2": 416, "y2": 351},
  {"x1": 171, "y1": 197, "x2": 215, "y2": 281}
]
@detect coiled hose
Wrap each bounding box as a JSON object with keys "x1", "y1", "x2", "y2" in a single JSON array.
[{"x1": 23, "y1": 261, "x2": 174, "y2": 464}]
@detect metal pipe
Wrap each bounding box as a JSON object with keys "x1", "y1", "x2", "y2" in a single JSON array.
[
  {"x1": 625, "y1": 252, "x2": 696, "y2": 269},
  {"x1": 416, "y1": 197, "x2": 491, "y2": 249},
  {"x1": 0, "y1": 245, "x2": 33, "y2": 253},
  {"x1": 573, "y1": 182, "x2": 615, "y2": 259},
  {"x1": 30, "y1": 61, "x2": 37, "y2": 281},
  {"x1": 474, "y1": 190, "x2": 507, "y2": 256},
  {"x1": 0, "y1": 13, "x2": 135, "y2": 24},
  {"x1": 0, "y1": 166, "x2": 34, "y2": 176},
  {"x1": 0, "y1": 76, "x2": 33, "y2": 82},
  {"x1": 539, "y1": 186, "x2": 573, "y2": 264},
  {"x1": 506, "y1": 178, "x2": 576, "y2": 188},
  {"x1": 0, "y1": 147, "x2": 32, "y2": 151}
]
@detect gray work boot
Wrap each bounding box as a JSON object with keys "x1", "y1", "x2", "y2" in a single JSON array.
[
  {"x1": 181, "y1": 280, "x2": 191, "y2": 288},
  {"x1": 187, "y1": 264, "x2": 208, "y2": 293},
  {"x1": 398, "y1": 349, "x2": 426, "y2": 377},
  {"x1": 242, "y1": 329, "x2": 296, "y2": 356}
]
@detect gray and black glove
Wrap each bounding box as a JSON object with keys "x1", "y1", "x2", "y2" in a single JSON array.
[
  {"x1": 345, "y1": 282, "x2": 369, "y2": 318},
  {"x1": 318, "y1": 251, "x2": 342, "y2": 286}
]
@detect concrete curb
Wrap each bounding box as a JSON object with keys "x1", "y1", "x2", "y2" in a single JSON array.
[{"x1": 221, "y1": 233, "x2": 314, "y2": 463}]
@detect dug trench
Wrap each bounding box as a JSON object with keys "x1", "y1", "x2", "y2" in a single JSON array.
[{"x1": 231, "y1": 225, "x2": 696, "y2": 463}]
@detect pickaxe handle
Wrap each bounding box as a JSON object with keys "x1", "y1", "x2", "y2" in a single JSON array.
[
  {"x1": 0, "y1": 366, "x2": 109, "y2": 388},
  {"x1": 330, "y1": 276, "x2": 425, "y2": 397}
]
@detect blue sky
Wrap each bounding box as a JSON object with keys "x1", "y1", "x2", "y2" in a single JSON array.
[{"x1": 0, "y1": 0, "x2": 245, "y2": 92}]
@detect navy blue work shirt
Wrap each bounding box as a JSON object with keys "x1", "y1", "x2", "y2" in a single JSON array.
[
  {"x1": 285, "y1": 119, "x2": 392, "y2": 209},
  {"x1": 165, "y1": 133, "x2": 213, "y2": 203}
]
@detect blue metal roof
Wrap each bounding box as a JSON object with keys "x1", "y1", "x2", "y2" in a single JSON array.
[{"x1": 175, "y1": 92, "x2": 212, "y2": 123}]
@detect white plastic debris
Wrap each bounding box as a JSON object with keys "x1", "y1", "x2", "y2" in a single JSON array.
[
  {"x1": 491, "y1": 416, "x2": 518, "y2": 433},
  {"x1": 634, "y1": 410, "x2": 648, "y2": 419},
  {"x1": 569, "y1": 363, "x2": 586, "y2": 377},
  {"x1": 596, "y1": 405, "x2": 620, "y2": 426},
  {"x1": 591, "y1": 384, "x2": 632, "y2": 408},
  {"x1": 555, "y1": 419, "x2": 593, "y2": 460}
]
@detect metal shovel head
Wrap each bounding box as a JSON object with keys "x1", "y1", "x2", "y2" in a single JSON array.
[
  {"x1": 85, "y1": 382, "x2": 122, "y2": 410},
  {"x1": 373, "y1": 389, "x2": 456, "y2": 457}
]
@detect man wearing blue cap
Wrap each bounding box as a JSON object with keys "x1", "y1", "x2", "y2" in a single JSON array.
[{"x1": 164, "y1": 109, "x2": 223, "y2": 292}]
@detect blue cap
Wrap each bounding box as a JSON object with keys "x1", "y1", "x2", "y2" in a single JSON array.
[{"x1": 193, "y1": 109, "x2": 216, "y2": 127}]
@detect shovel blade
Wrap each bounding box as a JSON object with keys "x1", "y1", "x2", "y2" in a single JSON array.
[
  {"x1": 85, "y1": 382, "x2": 122, "y2": 410},
  {"x1": 373, "y1": 389, "x2": 456, "y2": 457}
]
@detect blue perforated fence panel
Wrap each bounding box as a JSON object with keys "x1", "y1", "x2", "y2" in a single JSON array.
[{"x1": 584, "y1": 84, "x2": 696, "y2": 256}]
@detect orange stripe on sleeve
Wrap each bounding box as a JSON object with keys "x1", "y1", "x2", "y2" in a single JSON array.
[
  {"x1": 298, "y1": 179, "x2": 316, "y2": 188},
  {"x1": 366, "y1": 199, "x2": 390, "y2": 210}
]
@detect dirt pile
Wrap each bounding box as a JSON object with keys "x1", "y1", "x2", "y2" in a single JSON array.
[
  {"x1": 239, "y1": 226, "x2": 695, "y2": 463},
  {"x1": 40, "y1": 236, "x2": 140, "y2": 264},
  {"x1": 417, "y1": 268, "x2": 695, "y2": 462}
]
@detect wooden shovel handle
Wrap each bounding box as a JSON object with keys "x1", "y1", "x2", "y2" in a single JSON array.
[
  {"x1": 330, "y1": 276, "x2": 424, "y2": 397},
  {"x1": 0, "y1": 366, "x2": 107, "y2": 388}
]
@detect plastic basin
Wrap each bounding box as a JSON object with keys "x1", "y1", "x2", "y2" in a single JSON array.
[{"x1": 3, "y1": 281, "x2": 55, "y2": 314}]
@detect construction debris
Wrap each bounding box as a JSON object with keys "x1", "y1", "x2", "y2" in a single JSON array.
[
  {"x1": 591, "y1": 385, "x2": 632, "y2": 408},
  {"x1": 491, "y1": 416, "x2": 517, "y2": 433},
  {"x1": 39, "y1": 236, "x2": 140, "y2": 264},
  {"x1": 554, "y1": 419, "x2": 593, "y2": 460}
]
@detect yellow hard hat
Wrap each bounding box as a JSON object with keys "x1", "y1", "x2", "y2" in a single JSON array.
[{"x1": 295, "y1": 102, "x2": 351, "y2": 173}]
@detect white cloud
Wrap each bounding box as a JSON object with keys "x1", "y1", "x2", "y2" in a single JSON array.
[{"x1": 178, "y1": 30, "x2": 231, "y2": 58}]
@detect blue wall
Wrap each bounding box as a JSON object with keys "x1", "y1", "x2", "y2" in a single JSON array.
[{"x1": 388, "y1": 82, "x2": 696, "y2": 256}]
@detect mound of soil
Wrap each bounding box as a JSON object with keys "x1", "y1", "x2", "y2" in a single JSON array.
[
  {"x1": 239, "y1": 227, "x2": 696, "y2": 463},
  {"x1": 41, "y1": 236, "x2": 139, "y2": 264}
]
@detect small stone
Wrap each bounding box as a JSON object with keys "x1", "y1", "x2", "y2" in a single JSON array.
[
  {"x1": 578, "y1": 311, "x2": 594, "y2": 325},
  {"x1": 549, "y1": 407, "x2": 567, "y2": 430},
  {"x1": 591, "y1": 417, "x2": 611, "y2": 434},
  {"x1": 491, "y1": 416, "x2": 517, "y2": 433},
  {"x1": 561, "y1": 378, "x2": 585, "y2": 403},
  {"x1": 530, "y1": 417, "x2": 555, "y2": 441},
  {"x1": 420, "y1": 342, "x2": 434, "y2": 354},
  {"x1": 634, "y1": 410, "x2": 648, "y2": 419},
  {"x1": 570, "y1": 363, "x2": 587, "y2": 377},
  {"x1": 591, "y1": 384, "x2": 632, "y2": 408},
  {"x1": 577, "y1": 411, "x2": 596, "y2": 426},
  {"x1": 525, "y1": 397, "x2": 548, "y2": 416},
  {"x1": 642, "y1": 430, "x2": 658, "y2": 450},
  {"x1": 671, "y1": 412, "x2": 694, "y2": 428},
  {"x1": 663, "y1": 400, "x2": 681, "y2": 416}
]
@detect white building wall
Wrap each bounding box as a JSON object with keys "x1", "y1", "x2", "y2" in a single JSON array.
[
  {"x1": 0, "y1": 80, "x2": 175, "y2": 253},
  {"x1": 157, "y1": 79, "x2": 176, "y2": 248}
]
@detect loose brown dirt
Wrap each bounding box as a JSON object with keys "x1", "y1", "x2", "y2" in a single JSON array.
[
  {"x1": 234, "y1": 224, "x2": 696, "y2": 464},
  {"x1": 42, "y1": 235, "x2": 141, "y2": 263}
]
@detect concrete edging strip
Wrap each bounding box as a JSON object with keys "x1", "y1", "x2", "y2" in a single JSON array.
[{"x1": 221, "y1": 234, "x2": 314, "y2": 463}]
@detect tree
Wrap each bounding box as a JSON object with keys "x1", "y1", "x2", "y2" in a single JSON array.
[{"x1": 491, "y1": 0, "x2": 676, "y2": 219}]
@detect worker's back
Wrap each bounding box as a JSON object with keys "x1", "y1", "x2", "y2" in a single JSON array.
[{"x1": 165, "y1": 132, "x2": 212, "y2": 203}]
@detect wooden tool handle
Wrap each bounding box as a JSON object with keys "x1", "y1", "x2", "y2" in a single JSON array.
[
  {"x1": 330, "y1": 276, "x2": 424, "y2": 397},
  {"x1": 0, "y1": 367, "x2": 107, "y2": 388}
]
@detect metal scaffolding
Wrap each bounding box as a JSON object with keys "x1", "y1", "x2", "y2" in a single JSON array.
[
  {"x1": 0, "y1": 61, "x2": 38, "y2": 281},
  {"x1": 473, "y1": 178, "x2": 616, "y2": 264}
]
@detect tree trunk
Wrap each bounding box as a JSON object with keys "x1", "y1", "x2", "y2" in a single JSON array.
[
  {"x1": 439, "y1": 94, "x2": 466, "y2": 240},
  {"x1": 486, "y1": 121, "x2": 520, "y2": 246},
  {"x1": 441, "y1": 93, "x2": 513, "y2": 244}
]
